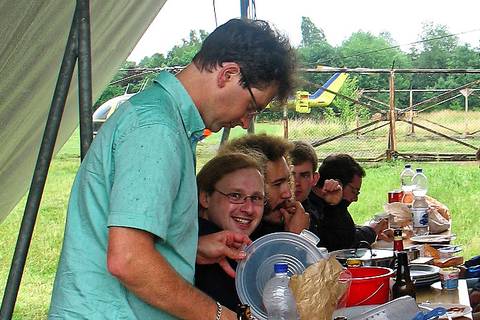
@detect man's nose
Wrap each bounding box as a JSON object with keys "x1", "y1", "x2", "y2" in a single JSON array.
[
  {"x1": 240, "y1": 198, "x2": 255, "y2": 214},
  {"x1": 281, "y1": 184, "x2": 292, "y2": 199},
  {"x1": 293, "y1": 175, "x2": 301, "y2": 186}
]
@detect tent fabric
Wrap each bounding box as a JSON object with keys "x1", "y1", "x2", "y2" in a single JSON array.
[{"x1": 0, "y1": 0, "x2": 167, "y2": 222}]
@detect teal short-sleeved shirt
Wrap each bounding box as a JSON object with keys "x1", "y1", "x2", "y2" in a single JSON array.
[{"x1": 49, "y1": 72, "x2": 205, "y2": 319}]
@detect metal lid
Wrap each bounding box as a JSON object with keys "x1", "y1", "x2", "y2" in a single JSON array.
[{"x1": 331, "y1": 248, "x2": 394, "y2": 262}]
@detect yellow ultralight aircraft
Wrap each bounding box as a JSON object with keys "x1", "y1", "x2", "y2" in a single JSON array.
[{"x1": 277, "y1": 72, "x2": 348, "y2": 113}]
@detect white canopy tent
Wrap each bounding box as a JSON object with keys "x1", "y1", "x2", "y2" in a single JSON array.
[
  {"x1": 0, "y1": 0, "x2": 167, "y2": 223},
  {"x1": 0, "y1": 1, "x2": 169, "y2": 316}
]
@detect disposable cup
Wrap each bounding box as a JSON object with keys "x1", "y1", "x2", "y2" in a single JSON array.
[{"x1": 439, "y1": 267, "x2": 460, "y2": 290}]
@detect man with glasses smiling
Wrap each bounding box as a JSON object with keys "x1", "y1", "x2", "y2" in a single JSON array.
[
  {"x1": 219, "y1": 134, "x2": 310, "y2": 240},
  {"x1": 308, "y1": 154, "x2": 389, "y2": 251},
  {"x1": 195, "y1": 152, "x2": 265, "y2": 311},
  {"x1": 49, "y1": 19, "x2": 295, "y2": 320}
]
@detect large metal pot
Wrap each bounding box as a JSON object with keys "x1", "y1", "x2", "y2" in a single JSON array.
[{"x1": 330, "y1": 243, "x2": 395, "y2": 268}]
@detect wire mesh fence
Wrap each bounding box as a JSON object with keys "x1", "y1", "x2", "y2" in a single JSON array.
[{"x1": 258, "y1": 70, "x2": 480, "y2": 162}]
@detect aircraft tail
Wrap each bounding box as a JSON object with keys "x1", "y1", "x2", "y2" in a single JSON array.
[{"x1": 308, "y1": 72, "x2": 348, "y2": 103}]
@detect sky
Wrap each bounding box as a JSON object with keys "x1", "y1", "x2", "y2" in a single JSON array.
[{"x1": 128, "y1": 0, "x2": 480, "y2": 63}]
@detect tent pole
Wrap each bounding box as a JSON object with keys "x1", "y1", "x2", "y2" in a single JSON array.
[
  {"x1": 78, "y1": 0, "x2": 93, "y2": 159},
  {"x1": 0, "y1": 7, "x2": 79, "y2": 319}
]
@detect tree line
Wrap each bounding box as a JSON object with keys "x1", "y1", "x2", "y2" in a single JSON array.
[{"x1": 96, "y1": 18, "x2": 480, "y2": 114}]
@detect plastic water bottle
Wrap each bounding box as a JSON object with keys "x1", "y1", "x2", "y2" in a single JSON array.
[
  {"x1": 262, "y1": 263, "x2": 298, "y2": 320},
  {"x1": 412, "y1": 195, "x2": 429, "y2": 235},
  {"x1": 412, "y1": 168, "x2": 428, "y2": 197},
  {"x1": 400, "y1": 164, "x2": 415, "y2": 192},
  {"x1": 400, "y1": 164, "x2": 415, "y2": 204}
]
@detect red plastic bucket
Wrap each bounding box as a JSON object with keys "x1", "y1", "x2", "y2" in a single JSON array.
[{"x1": 346, "y1": 266, "x2": 394, "y2": 306}]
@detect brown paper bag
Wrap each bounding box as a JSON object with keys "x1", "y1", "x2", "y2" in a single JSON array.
[{"x1": 289, "y1": 257, "x2": 349, "y2": 320}]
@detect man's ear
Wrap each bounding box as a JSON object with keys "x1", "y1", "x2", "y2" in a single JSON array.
[
  {"x1": 199, "y1": 191, "x2": 210, "y2": 209},
  {"x1": 312, "y1": 172, "x2": 320, "y2": 187},
  {"x1": 217, "y1": 63, "x2": 241, "y2": 88}
]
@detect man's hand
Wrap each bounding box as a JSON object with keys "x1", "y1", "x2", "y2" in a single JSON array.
[
  {"x1": 317, "y1": 179, "x2": 343, "y2": 205},
  {"x1": 197, "y1": 231, "x2": 251, "y2": 278},
  {"x1": 369, "y1": 218, "x2": 389, "y2": 236},
  {"x1": 377, "y1": 228, "x2": 394, "y2": 242},
  {"x1": 281, "y1": 200, "x2": 309, "y2": 234}
]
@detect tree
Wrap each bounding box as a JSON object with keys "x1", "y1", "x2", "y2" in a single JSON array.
[
  {"x1": 166, "y1": 30, "x2": 207, "y2": 66},
  {"x1": 338, "y1": 31, "x2": 412, "y2": 91},
  {"x1": 413, "y1": 22, "x2": 458, "y2": 69},
  {"x1": 139, "y1": 53, "x2": 166, "y2": 68},
  {"x1": 300, "y1": 17, "x2": 326, "y2": 47},
  {"x1": 94, "y1": 60, "x2": 138, "y2": 107}
]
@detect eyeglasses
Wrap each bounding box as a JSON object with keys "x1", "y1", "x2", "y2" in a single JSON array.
[
  {"x1": 214, "y1": 189, "x2": 265, "y2": 206},
  {"x1": 347, "y1": 183, "x2": 361, "y2": 196},
  {"x1": 240, "y1": 69, "x2": 263, "y2": 117}
]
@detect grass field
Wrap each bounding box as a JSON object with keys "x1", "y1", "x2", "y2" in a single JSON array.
[{"x1": 1, "y1": 117, "x2": 479, "y2": 319}]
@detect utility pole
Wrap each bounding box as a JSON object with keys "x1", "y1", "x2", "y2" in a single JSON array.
[{"x1": 220, "y1": 0, "x2": 254, "y2": 144}]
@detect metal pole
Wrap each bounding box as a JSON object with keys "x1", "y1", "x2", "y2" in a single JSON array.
[
  {"x1": 78, "y1": 0, "x2": 93, "y2": 159},
  {"x1": 221, "y1": 0, "x2": 251, "y2": 144},
  {"x1": 0, "y1": 9, "x2": 79, "y2": 319}
]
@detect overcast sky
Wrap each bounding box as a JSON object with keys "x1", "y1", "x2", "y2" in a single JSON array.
[{"x1": 128, "y1": 0, "x2": 480, "y2": 63}]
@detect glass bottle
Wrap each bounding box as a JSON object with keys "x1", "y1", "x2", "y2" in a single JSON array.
[
  {"x1": 392, "y1": 251, "x2": 416, "y2": 299},
  {"x1": 393, "y1": 229, "x2": 404, "y2": 252}
]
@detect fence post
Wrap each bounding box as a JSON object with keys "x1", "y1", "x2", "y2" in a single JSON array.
[
  {"x1": 409, "y1": 89, "x2": 415, "y2": 135},
  {"x1": 460, "y1": 88, "x2": 472, "y2": 136},
  {"x1": 283, "y1": 104, "x2": 289, "y2": 139},
  {"x1": 387, "y1": 71, "x2": 397, "y2": 160}
]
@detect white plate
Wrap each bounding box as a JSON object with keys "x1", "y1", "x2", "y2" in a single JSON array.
[
  {"x1": 410, "y1": 234, "x2": 455, "y2": 243},
  {"x1": 419, "y1": 303, "x2": 472, "y2": 318}
]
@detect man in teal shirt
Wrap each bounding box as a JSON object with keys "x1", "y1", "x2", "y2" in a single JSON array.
[{"x1": 49, "y1": 19, "x2": 296, "y2": 319}]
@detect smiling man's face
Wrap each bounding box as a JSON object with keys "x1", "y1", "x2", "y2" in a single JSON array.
[{"x1": 200, "y1": 167, "x2": 264, "y2": 235}]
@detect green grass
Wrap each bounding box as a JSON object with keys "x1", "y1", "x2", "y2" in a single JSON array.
[{"x1": 0, "y1": 119, "x2": 479, "y2": 319}]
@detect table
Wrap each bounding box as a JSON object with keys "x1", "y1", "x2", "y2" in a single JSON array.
[{"x1": 416, "y1": 280, "x2": 473, "y2": 319}]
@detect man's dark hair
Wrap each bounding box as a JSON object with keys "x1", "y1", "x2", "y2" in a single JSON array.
[
  {"x1": 316, "y1": 154, "x2": 365, "y2": 187},
  {"x1": 218, "y1": 133, "x2": 293, "y2": 165},
  {"x1": 289, "y1": 141, "x2": 318, "y2": 172},
  {"x1": 192, "y1": 19, "x2": 296, "y2": 103}
]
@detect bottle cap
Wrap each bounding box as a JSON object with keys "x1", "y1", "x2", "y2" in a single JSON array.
[
  {"x1": 274, "y1": 263, "x2": 288, "y2": 273},
  {"x1": 416, "y1": 168, "x2": 423, "y2": 172},
  {"x1": 405, "y1": 164, "x2": 411, "y2": 168},
  {"x1": 346, "y1": 258, "x2": 362, "y2": 267}
]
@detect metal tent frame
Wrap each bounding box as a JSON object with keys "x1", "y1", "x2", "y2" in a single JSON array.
[{"x1": 1, "y1": 1, "x2": 93, "y2": 318}]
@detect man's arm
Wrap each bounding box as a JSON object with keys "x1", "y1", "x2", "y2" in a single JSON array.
[
  {"x1": 107, "y1": 227, "x2": 237, "y2": 320},
  {"x1": 354, "y1": 225, "x2": 377, "y2": 245}
]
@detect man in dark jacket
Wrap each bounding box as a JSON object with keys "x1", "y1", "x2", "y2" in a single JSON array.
[
  {"x1": 288, "y1": 141, "x2": 342, "y2": 241},
  {"x1": 308, "y1": 154, "x2": 388, "y2": 251}
]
